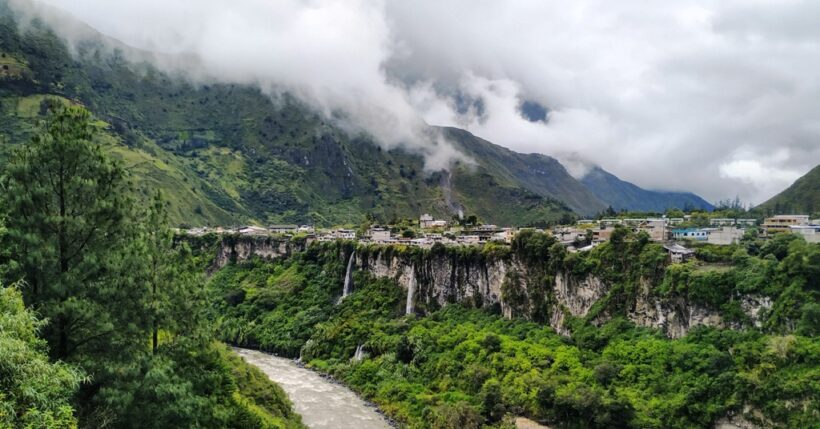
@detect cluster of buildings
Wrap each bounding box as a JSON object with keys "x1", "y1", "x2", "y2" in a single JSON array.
[{"x1": 180, "y1": 214, "x2": 819, "y2": 261}]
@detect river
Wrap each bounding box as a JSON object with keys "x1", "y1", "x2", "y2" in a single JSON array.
[{"x1": 234, "y1": 348, "x2": 393, "y2": 429}]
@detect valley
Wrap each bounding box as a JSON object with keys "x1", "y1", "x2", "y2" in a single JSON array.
[{"x1": 0, "y1": 2, "x2": 817, "y2": 429}]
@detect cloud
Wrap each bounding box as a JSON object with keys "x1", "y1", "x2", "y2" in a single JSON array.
[
  {"x1": 11, "y1": 0, "x2": 820, "y2": 204},
  {"x1": 10, "y1": 0, "x2": 466, "y2": 171}
]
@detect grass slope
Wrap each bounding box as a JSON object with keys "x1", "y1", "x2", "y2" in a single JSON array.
[{"x1": 755, "y1": 164, "x2": 820, "y2": 217}]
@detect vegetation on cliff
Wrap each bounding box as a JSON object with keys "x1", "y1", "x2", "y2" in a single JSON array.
[{"x1": 204, "y1": 233, "x2": 818, "y2": 428}]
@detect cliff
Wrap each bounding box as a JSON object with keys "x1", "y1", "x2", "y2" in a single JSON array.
[
  {"x1": 211, "y1": 237, "x2": 773, "y2": 338},
  {"x1": 206, "y1": 235, "x2": 312, "y2": 271},
  {"x1": 354, "y1": 246, "x2": 772, "y2": 338}
]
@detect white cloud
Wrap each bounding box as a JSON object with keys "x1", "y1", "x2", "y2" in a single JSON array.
[{"x1": 11, "y1": 0, "x2": 820, "y2": 203}]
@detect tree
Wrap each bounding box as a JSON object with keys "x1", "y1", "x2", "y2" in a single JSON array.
[
  {"x1": 140, "y1": 191, "x2": 205, "y2": 354},
  {"x1": 3, "y1": 106, "x2": 143, "y2": 361},
  {"x1": 1, "y1": 106, "x2": 150, "y2": 424}
]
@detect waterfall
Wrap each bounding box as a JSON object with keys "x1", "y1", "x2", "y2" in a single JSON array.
[
  {"x1": 352, "y1": 344, "x2": 365, "y2": 362},
  {"x1": 406, "y1": 267, "x2": 416, "y2": 315},
  {"x1": 342, "y1": 251, "x2": 355, "y2": 299}
]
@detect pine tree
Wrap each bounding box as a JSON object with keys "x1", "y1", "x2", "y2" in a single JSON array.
[{"x1": 139, "y1": 191, "x2": 205, "y2": 354}]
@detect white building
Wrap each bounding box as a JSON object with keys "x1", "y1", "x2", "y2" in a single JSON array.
[
  {"x1": 239, "y1": 225, "x2": 269, "y2": 236},
  {"x1": 332, "y1": 229, "x2": 356, "y2": 239},
  {"x1": 707, "y1": 226, "x2": 744, "y2": 245},
  {"x1": 710, "y1": 218, "x2": 735, "y2": 226},
  {"x1": 789, "y1": 225, "x2": 820, "y2": 243},
  {"x1": 599, "y1": 218, "x2": 623, "y2": 227},
  {"x1": 419, "y1": 213, "x2": 434, "y2": 228},
  {"x1": 368, "y1": 227, "x2": 391, "y2": 242}
]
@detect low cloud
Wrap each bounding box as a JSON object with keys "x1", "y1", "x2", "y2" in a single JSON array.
[{"x1": 12, "y1": 0, "x2": 820, "y2": 203}]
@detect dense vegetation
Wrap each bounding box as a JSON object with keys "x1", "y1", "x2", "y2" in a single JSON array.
[
  {"x1": 754, "y1": 164, "x2": 820, "y2": 218},
  {"x1": 206, "y1": 232, "x2": 818, "y2": 428},
  {"x1": 0, "y1": 106, "x2": 304, "y2": 428},
  {"x1": 0, "y1": 286, "x2": 82, "y2": 427}
]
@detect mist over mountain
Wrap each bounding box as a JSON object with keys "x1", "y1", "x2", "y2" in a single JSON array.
[
  {"x1": 1, "y1": 2, "x2": 724, "y2": 224},
  {"x1": 7, "y1": 0, "x2": 819, "y2": 205}
]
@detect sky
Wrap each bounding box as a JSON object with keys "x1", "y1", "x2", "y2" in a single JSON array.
[{"x1": 12, "y1": 0, "x2": 820, "y2": 205}]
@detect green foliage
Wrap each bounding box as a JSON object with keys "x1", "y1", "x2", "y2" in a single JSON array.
[
  {"x1": 754, "y1": 164, "x2": 819, "y2": 217},
  {"x1": 206, "y1": 239, "x2": 820, "y2": 428},
  {"x1": 0, "y1": 286, "x2": 83, "y2": 428},
  {"x1": 0, "y1": 105, "x2": 304, "y2": 428}
]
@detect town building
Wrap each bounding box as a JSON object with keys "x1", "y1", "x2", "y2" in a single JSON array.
[
  {"x1": 269, "y1": 224, "x2": 298, "y2": 234},
  {"x1": 591, "y1": 227, "x2": 615, "y2": 243},
  {"x1": 639, "y1": 219, "x2": 668, "y2": 242},
  {"x1": 707, "y1": 226, "x2": 744, "y2": 245},
  {"x1": 672, "y1": 228, "x2": 708, "y2": 241},
  {"x1": 332, "y1": 229, "x2": 356, "y2": 239},
  {"x1": 599, "y1": 218, "x2": 623, "y2": 227},
  {"x1": 789, "y1": 225, "x2": 820, "y2": 243},
  {"x1": 420, "y1": 213, "x2": 448, "y2": 229},
  {"x1": 663, "y1": 243, "x2": 695, "y2": 263},
  {"x1": 239, "y1": 225, "x2": 269, "y2": 236},
  {"x1": 709, "y1": 218, "x2": 735, "y2": 226},
  {"x1": 762, "y1": 215, "x2": 809, "y2": 235},
  {"x1": 419, "y1": 213, "x2": 434, "y2": 228},
  {"x1": 368, "y1": 227, "x2": 392, "y2": 242},
  {"x1": 736, "y1": 219, "x2": 757, "y2": 227},
  {"x1": 457, "y1": 235, "x2": 481, "y2": 245},
  {"x1": 492, "y1": 228, "x2": 516, "y2": 243}
]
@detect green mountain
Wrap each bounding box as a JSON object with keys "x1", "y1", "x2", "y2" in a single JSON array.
[
  {"x1": 581, "y1": 166, "x2": 714, "y2": 212},
  {"x1": 0, "y1": 3, "x2": 708, "y2": 226},
  {"x1": 0, "y1": 6, "x2": 588, "y2": 227},
  {"x1": 755, "y1": 164, "x2": 820, "y2": 217}
]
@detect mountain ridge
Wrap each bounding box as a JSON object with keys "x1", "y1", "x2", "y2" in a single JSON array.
[
  {"x1": 0, "y1": 4, "x2": 713, "y2": 225},
  {"x1": 581, "y1": 165, "x2": 715, "y2": 212},
  {"x1": 755, "y1": 164, "x2": 819, "y2": 217}
]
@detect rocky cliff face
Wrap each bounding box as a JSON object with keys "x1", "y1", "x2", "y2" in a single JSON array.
[
  {"x1": 212, "y1": 238, "x2": 772, "y2": 338},
  {"x1": 211, "y1": 236, "x2": 311, "y2": 271},
  {"x1": 357, "y1": 248, "x2": 773, "y2": 338},
  {"x1": 356, "y1": 250, "x2": 516, "y2": 316}
]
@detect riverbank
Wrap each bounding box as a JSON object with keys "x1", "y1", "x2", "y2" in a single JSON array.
[{"x1": 233, "y1": 348, "x2": 394, "y2": 429}]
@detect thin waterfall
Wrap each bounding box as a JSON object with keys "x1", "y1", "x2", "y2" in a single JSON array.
[
  {"x1": 342, "y1": 251, "x2": 355, "y2": 298},
  {"x1": 352, "y1": 344, "x2": 365, "y2": 362},
  {"x1": 406, "y1": 267, "x2": 416, "y2": 315}
]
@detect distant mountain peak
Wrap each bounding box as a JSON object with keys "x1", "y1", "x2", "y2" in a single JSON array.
[{"x1": 580, "y1": 165, "x2": 714, "y2": 212}]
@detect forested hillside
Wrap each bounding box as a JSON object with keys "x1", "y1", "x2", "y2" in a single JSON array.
[
  {"x1": 755, "y1": 164, "x2": 819, "y2": 217},
  {"x1": 0, "y1": 106, "x2": 305, "y2": 428}
]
